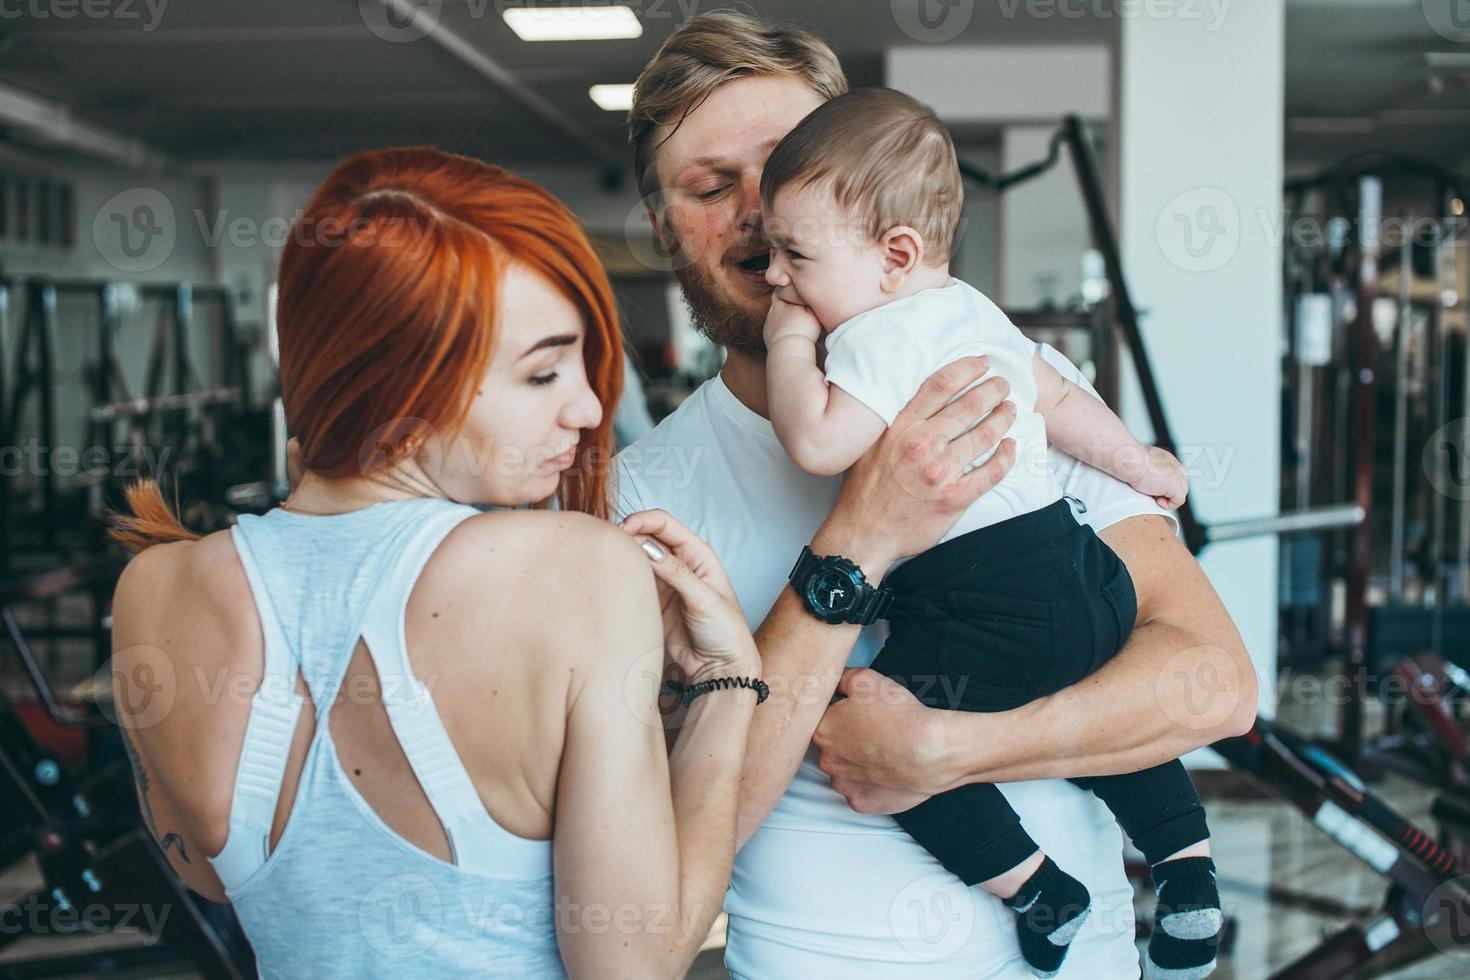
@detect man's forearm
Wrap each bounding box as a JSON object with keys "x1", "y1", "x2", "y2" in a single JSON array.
[
  {"x1": 735, "y1": 523, "x2": 890, "y2": 849},
  {"x1": 938, "y1": 618, "x2": 1248, "y2": 787}
]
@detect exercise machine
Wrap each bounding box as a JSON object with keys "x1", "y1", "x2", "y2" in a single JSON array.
[
  {"x1": 958, "y1": 118, "x2": 1470, "y2": 974},
  {"x1": 0, "y1": 560, "x2": 255, "y2": 978}
]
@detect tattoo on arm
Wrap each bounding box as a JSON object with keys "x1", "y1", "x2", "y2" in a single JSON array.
[
  {"x1": 119, "y1": 729, "x2": 191, "y2": 864},
  {"x1": 161, "y1": 833, "x2": 191, "y2": 863}
]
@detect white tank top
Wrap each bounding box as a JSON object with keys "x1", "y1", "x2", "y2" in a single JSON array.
[{"x1": 210, "y1": 497, "x2": 565, "y2": 978}]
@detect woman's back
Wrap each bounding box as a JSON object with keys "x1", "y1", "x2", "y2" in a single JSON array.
[{"x1": 111, "y1": 498, "x2": 632, "y2": 978}]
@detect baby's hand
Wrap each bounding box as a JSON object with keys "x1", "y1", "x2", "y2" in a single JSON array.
[
  {"x1": 1132, "y1": 445, "x2": 1189, "y2": 510},
  {"x1": 764, "y1": 295, "x2": 823, "y2": 347}
]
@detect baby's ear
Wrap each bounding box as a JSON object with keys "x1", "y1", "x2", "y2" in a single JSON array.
[{"x1": 881, "y1": 225, "x2": 924, "y2": 284}]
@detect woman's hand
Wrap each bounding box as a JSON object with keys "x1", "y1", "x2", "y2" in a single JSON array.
[
  {"x1": 813, "y1": 668, "x2": 960, "y2": 814},
  {"x1": 619, "y1": 509, "x2": 759, "y2": 683}
]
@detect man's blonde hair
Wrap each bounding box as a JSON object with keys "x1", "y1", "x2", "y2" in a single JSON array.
[
  {"x1": 627, "y1": 10, "x2": 848, "y2": 203},
  {"x1": 759, "y1": 88, "x2": 964, "y2": 266}
]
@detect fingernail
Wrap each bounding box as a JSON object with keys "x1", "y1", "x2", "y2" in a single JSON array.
[{"x1": 640, "y1": 540, "x2": 665, "y2": 561}]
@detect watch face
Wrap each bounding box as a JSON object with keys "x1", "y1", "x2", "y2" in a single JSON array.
[{"x1": 807, "y1": 566, "x2": 860, "y2": 616}]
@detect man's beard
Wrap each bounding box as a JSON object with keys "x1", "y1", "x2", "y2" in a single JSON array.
[{"x1": 670, "y1": 244, "x2": 767, "y2": 360}]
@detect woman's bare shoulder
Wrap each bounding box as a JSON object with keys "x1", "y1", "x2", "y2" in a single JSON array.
[
  {"x1": 436, "y1": 508, "x2": 649, "y2": 580},
  {"x1": 422, "y1": 509, "x2": 658, "y2": 662},
  {"x1": 113, "y1": 529, "x2": 250, "y2": 624}
]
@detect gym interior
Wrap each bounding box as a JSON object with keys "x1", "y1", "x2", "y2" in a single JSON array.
[{"x1": 2, "y1": 2, "x2": 1470, "y2": 978}]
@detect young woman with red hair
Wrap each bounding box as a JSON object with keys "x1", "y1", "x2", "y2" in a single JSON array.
[{"x1": 107, "y1": 146, "x2": 761, "y2": 979}]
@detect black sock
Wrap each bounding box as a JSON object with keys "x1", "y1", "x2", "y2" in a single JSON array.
[
  {"x1": 1003, "y1": 856, "x2": 1092, "y2": 978},
  {"x1": 1147, "y1": 856, "x2": 1222, "y2": 979}
]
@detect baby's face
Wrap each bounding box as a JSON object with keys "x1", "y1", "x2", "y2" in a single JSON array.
[{"x1": 763, "y1": 182, "x2": 889, "y2": 331}]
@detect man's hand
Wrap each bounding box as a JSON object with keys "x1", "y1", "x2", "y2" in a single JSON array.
[
  {"x1": 813, "y1": 668, "x2": 956, "y2": 814},
  {"x1": 763, "y1": 294, "x2": 822, "y2": 347}
]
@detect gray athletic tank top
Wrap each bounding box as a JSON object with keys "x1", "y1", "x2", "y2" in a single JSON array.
[{"x1": 209, "y1": 496, "x2": 566, "y2": 978}]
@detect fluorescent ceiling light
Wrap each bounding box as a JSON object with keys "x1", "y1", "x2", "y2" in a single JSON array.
[
  {"x1": 589, "y1": 83, "x2": 634, "y2": 111},
  {"x1": 503, "y1": 5, "x2": 642, "y2": 41}
]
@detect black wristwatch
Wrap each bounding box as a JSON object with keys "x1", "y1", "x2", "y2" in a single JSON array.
[{"x1": 788, "y1": 546, "x2": 894, "y2": 625}]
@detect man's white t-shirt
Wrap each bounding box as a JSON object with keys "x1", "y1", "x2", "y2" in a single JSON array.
[
  {"x1": 615, "y1": 347, "x2": 1172, "y2": 979},
  {"x1": 823, "y1": 278, "x2": 1058, "y2": 540}
]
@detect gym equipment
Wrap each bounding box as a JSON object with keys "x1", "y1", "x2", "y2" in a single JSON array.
[
  {"x1": 1217, "y1": 721, "x2": 1469, "y2": 978},
  {"x1": 0, "y1": 277, "x2": 259, "y2": 567},
  {"x1": 0, "y1": 560, "x2": 256, "y2": 978},
  {"x1": 960, "y1": 120, "x2": 1470, "y2": 974},
  {"x1": 958, "y1": 117, "x2": 1363, "y2": 558}
]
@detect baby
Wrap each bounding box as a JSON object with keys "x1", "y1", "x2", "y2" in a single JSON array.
[{"x1": 761, "y1": 88, "x2": 1220, "y2": 980}]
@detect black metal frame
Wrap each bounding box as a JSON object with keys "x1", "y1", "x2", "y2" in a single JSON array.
[{"x1": 0, "y1": 559, "x2": 255, "y2": 978}]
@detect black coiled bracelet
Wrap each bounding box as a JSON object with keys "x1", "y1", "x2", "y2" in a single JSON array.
[{"x1": 661, "y1": 676, "x2": 770, "y2": 708}]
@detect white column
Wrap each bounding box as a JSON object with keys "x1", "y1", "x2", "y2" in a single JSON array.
[{"x1": 1116, "y1": 3, "x2": 1285, "y2": 727}]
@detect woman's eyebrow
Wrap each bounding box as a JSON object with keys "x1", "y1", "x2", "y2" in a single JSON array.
[{"x1": 518, "y1": 334, "x2": 579, "y2": 360}]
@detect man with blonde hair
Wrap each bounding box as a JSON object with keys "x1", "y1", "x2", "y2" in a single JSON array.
[{"x1": 614, "y1": 11, "x2": 1254, "y2": 978}]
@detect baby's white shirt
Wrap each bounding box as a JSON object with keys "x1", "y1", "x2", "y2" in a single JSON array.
[{"x1": 822, "y1": 277, "x2": 1060, "y2": 541}]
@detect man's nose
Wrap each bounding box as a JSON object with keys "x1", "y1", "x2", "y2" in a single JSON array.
[{"x1": 736, "y1": 176, "x2": 762, "y2": 233}]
